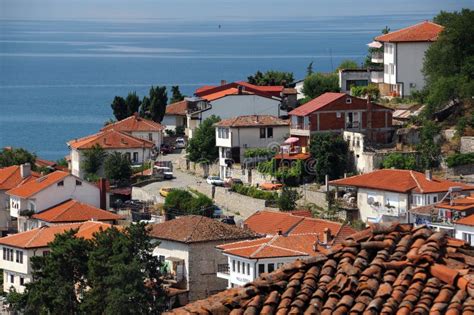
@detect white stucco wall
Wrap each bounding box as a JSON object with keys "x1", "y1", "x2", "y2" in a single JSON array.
[
  {"x1": 396, "y1": 42, "x2": 431, "y2": 96},
  {"x1": 1, "y1": 247, "x2": 44, "y2": 293},
  {"x1": 202, "y1": 95, "x2": 281, "y2": 121},
  {"x1": 455, "y1": 224, "x2": 474, "y2": 246},
  {"x1": 163, "y1": 115, "x2": 186, "y2": 132},
  {"x1": 131, "y1": 131, "x2": 162, "y2": 148},
  {"x1": 152, "y1": 239, "x2": 190, "y2": 290},
  {"x1": 357, "y1": 188, "x2": 409, "y2": 223},
  {"x1": 383, "y1": 43, "x2": 397, "y2": 85}
]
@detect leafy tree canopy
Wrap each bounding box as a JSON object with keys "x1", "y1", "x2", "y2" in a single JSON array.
[
  {"x1": 382, "y1": 153, "x2": 419, "y2": 170},
  {"x1": 336, "y1": 59, "x2": 359, "y2": 72},
  {"x1": 278, "y1": 187, "x2": 301, "y2": 211},
  {"x1": 170, "y1": 86, "x2": 185, "y2": 104},
  {"x1": 141, "y1": 86, "x2": 168, "y2": 123},
  {"x1": 247, "y1": 70, "x2": 294, "y2": 86},
  {"x1": 186, "y1": 115, "x2": 220, "y2": 163},
  {"x1": 164, "y1": 189, "x2": 214, "y2": 218},
  {"x1": 110, "y1": 92, "x2": 141, "y2": 121},
  {"x1": 81, "y1": 144, "x2": 107, "y2": 178},
  {"x1": 302, "y1": 72, "x2": 340, "y2": 100},
  {"x1": 306, "y1": 61, "x2": 314, "y2": 76},
  {"x1": 309, "y1": 133, "x2": 349, "y2": 182},
  {"x1": 104, "y1": 152, "x2": 132, "y2": 186},
  {"x1": 417, "y1": 120, "x2": 442, "y2": 169},
  {"x1": 0, "y1": 147, "x2": 36, "y2": 169}
]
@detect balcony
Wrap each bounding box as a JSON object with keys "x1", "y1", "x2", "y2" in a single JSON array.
[
  {"x1": 216, "y1": 263, "x2": 230, "y2": 279},
  {"x1": 290, "y1": 123, "x2": 310, "y2": 136},
  {"x1": 345, "y1": 121, "x2": 360, "y2": 130},
  {"x1": 370, "y1": 70, "x2": 384, "y2": 83},
  {"x1": 186, "y1": 101, "x2": 211, "y2": 115},
  {"x1": 371, "y1": 52, "x2": 383, "y2": 64}
]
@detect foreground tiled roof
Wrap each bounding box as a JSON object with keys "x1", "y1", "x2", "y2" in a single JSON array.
[
  {"x1": 101, "y1": 114, "x2": 164, "y2": 132},
  {"x1": 68, "y1": 129, "x2": 155, "y2": 150},
  {"x1": 32, "y1": 199, "x2": 123, "y2": 223},
  {"x1": 0, "y1": 165, "x2": 40, "y2": 190},
  {"x1": 6, "y1": 170, "x2": 70, "y2": 198},
  {"x1": 167, "y1": 223, "x2": 474, "y2": 314},
  {"x1": 215, "y1": 115, "x2": 289, "y2": 128},
  {"x1": 149, "y1": 215, "x2": 258, "y2": 243},
  {"x1": 166, "y1": 100, "x2": 188, "y2": 116},
  {"x1": 375, "y1": 21, "x2": 443, "y2": 43},
  {"x1": 330, "y1": 169, "x2": 473, "y2": 194},
  {"x1": 0, "y1": 221, "x2": 112, "y2": 249}
]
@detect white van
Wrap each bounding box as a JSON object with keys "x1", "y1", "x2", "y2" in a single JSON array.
[{"x1": 154, "y1": 166, "x2": 173, "y2": 179}]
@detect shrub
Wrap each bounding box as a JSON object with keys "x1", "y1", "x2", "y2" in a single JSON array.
[
  {"x1": 278, "y1": 187, "x2": 301, "y2": 211},
  {"x1": 446, "y1": 153, "x2": 474, "y2": 168},
  {"x1": 231, "y1": 184, "x2": 278, "y2": 201},
  {"x1": 382, "y1": 153, "x2": 419, "y2": 170}
]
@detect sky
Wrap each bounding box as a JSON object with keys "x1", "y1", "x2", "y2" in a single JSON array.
[{"x1": 1, "y1": 0, "x2": 473, "y2": 21}]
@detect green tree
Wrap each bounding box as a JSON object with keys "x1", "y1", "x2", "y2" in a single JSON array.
[
  {"x1": 278, "y1": 187, "x2": 301, "y2": 211},
  {"x1": 170, "y1": 86, "x2": 185, "y2": 104},
  {"x1": 417, "y1": 120, "x2": 442, "y2": 169},
  {"x1": 382, "y1": 153, "x2": 418, "y2": 170},
  {"x1": 81, "y1": 144, "x2": 107, "y2": 178},
  {"x1": 103, "y1": 152, "x2": 132, "y2": 186},
  {"x1": 164, "y1": 189, "x2": 214, "y2": 217},
  {"x1": 186, "y1": 115, "x2": 220, "y2": 163},
  {"x1": 302, "y1": 72, "x2": 340, "y2": 99},
  {"x1": 142, "y1": 86, "x2": 168, "y2": 123},
  {"x1": 306, "y1": 61, "x2": 314, "y2": 76},
  {"x1": 247, "y1": 70, "x2": 294, "y2": 86},
  {"x1": 81, "y1": 224, "x2": 164, "y2": 314},
  {"x1": 309, "y1": 133, "x2": 349, "y2": 182},
  {"x1": 0, "y1": 147, "x2": 36, "y2": 169},
  {"x1": 110, "y1": 92, "x2": 142, "y2": 121},
  {"x1": 336, "y1": 59, "x2": 359, "y2": 72},
  {"x1": 20, "y1": 229, "x2": 91, "y2": 314},
  {"x1": 423, "y1": 9, "x2": 474, "y2": 113}
]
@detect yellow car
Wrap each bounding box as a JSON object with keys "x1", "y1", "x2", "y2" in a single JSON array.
[{"x1": 159, "y1": 187, "x2": 173, "y2": 197}]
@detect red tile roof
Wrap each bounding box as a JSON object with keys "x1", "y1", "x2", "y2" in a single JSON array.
[
  {"x1": 68, "y1": 129, "x2": 155, "y2": 150},
  {"x1": 195, "y1": 82, "x2": 278, "y2": 101},
  {"x1": 330, "y1": 169, "x2": 473, "y2": 194},
  {"x1": 375, "y1": 21, "x2": 444, "y2": 43},
  {"x1": 0, "y1": 221, "x2": 112, "y2": 249},
  {"x1": 32, "y1": 199, "x2": 123, "y2": 223},
  {"x1": 165, "y1": 100, "x2": 188, "y2": 116},
  {"x1": 168, "y1": 223, "x2": 474, "y2": 314},
  {"x1": 289, "y1": 92, "x2": 345, "y2": 116},
  {"x1": 0, "y1": 165, "x2": 40, "y2": 190},
  {"x1": 149, "y1": 215, "x2": 257, "y2": 243},
  {"x1": 6, "y1": 170, "x2": 70, "y2": 198},
  {"x1": 455, "y1": 214, "x2": 474, "y2": 226},
  {"x1": 215, "y1": 115, "x2": 289, "y2": 128},
  {"x1": 101, "y1": 114, "x2": 164, "y2": 132}
]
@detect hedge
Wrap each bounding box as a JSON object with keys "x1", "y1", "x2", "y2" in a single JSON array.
[{"x1": 446, "y1": 152, "x2": 474, "y2": 168}]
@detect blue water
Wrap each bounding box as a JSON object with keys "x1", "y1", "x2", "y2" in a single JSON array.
[{"x1": 0, "y1": 14, "x2": 432, "y2": 160}]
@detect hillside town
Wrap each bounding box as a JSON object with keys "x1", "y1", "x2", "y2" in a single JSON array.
[{"x1": 1, "y1": 9, "x2": 474, "y2": 314}]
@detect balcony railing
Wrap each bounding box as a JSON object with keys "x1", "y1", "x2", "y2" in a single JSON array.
[
  {"x1": 346, "y1": 122, "x2": 360, "y2": 129},
  {"x1": 187, "y1": 102, "x2": 212, "y2": 115},
  {"x1": 291, "y1": 123, "x2": 309, "y2": 130},
  {"x1": 370, "y1": 71, "x2": 384, "y2": 83},
  {"x1": 371, "y1": 52, "x2": 383, "y2": 63},
  {"x1": 217, "y1": 264, "x2": 230, "y2": 274}
]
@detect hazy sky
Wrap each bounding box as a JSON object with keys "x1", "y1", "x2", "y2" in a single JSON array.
[{"x1": 1, "y1": 0, "x2": 473, "y2": 21}]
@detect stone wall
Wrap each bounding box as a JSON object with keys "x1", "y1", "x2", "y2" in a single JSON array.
[
  {"x1": 296, "y1": 187, "x2": 328, "y2": 210},
  {"x1": 461, "y1": 137, "x2": 474, "y2": 154},
  {"x1": 447, "y1": 164, "x2": 474, "y2": 176},
  {"x1": 176, "y1": 159, "x2": 220, "y2": 178}
]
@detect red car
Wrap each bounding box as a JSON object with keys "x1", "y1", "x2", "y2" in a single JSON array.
[
  {"x1": 160, "y1": 144, "x2": 174, "y2": 155},
  {"x1": 260, "y1": 182, "x2": 283, "y2": 191}
]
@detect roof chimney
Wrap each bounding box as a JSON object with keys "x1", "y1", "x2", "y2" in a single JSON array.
[
  {"x1": 323, "y1": 228, "x2": 332, "y2": 244},
  {"x1": 238, "y1": 85, "x2": 243, "y2": 94},
  {"x1": 134, "y1": 112, "x2": 139, "y2": 119},
  {"x1": 425, "y1": 170, "x2": 432, "y2": 181},
  {"x1": 220, "y1": 80, "x2": 227, "y2": 86},
  {"x1": 20, "y1": 163, "x2": 31, "y2": 179}
]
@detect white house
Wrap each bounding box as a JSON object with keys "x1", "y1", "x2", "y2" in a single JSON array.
[
  {"x1": 101, "y1": 113, "x2": 164, "y2": 148},
  {"x1": 149, "y1": 215, "x2": 256, "y2": 302},
  {"x1": 330, "y1": 169, "x2": 474, "y2": 224},
  {"x1": 214, "y1": 115, "x2": 289, "y2": 179},
  {"x1": 67, "y1": 129, "x2": 155, "y2": 179},
  {"x1": 163, "y1": 100, "x2": 188, "y2": 134},
  {"x1": 455, "y1": 214, "x2": 474, "y2": 246},
  {"x1": 0, "y1": 221, "x2": 112, "y2": 293},
  {"x1": 0, "y1": 164, "x2": 40, "y2": 234},
  {"x1": 6, "y1": 171, "x2": 106, "y2": 232},
  {"x1": 370, "y1": 21, "x2": 444, "y2": 97}
]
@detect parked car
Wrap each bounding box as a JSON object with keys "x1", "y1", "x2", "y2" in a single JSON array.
[
  {"x1": 159, "y1": 187, "x2": 173, "y2": 197},
  {"x1": 220, "y1": 216, "x2": 236, "y2": 225},
  {"x1": 160, "y1": 144, "x2": 174, "y2": 155},
  {"x1": 224, "y1": 177, "x2": 243, "y2": 188},
  {"x1": 212, "y1": 205, "x2": 224, "y2": 218},
  {"x1": 154, "y1": 166, "x2": 173, "y2": 179},
  {"x1": 260, "y1": 182, "x2": 283, "y2": 190},
  {"x1": 206, "y1": 176, "x2": 224, "y2": 186},
  {"x1": 175, "y1": 137, "x2": 186, "y2": 149}
]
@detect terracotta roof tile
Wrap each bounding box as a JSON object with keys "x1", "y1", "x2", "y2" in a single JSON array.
[
  {"x1": 330, "y1": 169, "x2": 473, "y2": 194},
  {"x1": 6, "y1": 170, "x2": 70, "y2": 198},
  {"x1": 375, "y1": 21, "x2": 443, "y2": 42},
  {"x1": 165, "y1": 100, "x2": 188, "y2": 116},
  {"x1": 215, "y1": 115, "x2": 289, "y2": 128},
  {"x1": 168, "y1": 223, "x2": 474, "y2": 314},
  {"x1": 101, "y1": 114, "x2": 164, "y2": 132},
  {"x1": 149, "y1": 215, "x2": 258, "y2": 243},
  {"x1": 68, "y1": 129, "x2": 155, "y2": 150},
  {"x1": 0, "y1": 221, "x2": 112, "y2": 249},
  {"x1": 195, "y1": 82, "x2": 279, "y2": 101},
  {"x1": 455, "y1": 214, "x2": 474, "y2": 227},
  {"x1": 0, "y1": 165, "x2": 40, "y2": 190},
  {"x1": 32, "y1": 199, "x2": 123, "y2": 223}
]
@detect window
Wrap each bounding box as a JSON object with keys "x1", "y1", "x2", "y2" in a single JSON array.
[
  {"x1": 237, "y1": 261, "x2": 241, "y2": 273},
  {"x1": 463, "y1": 233, "x2": 474, "y2": 245},
  {"x1": 3, "y1": 248, "x2": 5, "y2": 260},
  {"x1": 16, "y1": 250, "x2": 23, "y2": 264},
  {"x1": 345, "y1": 97, "x2": 352, "y2": 104},
  {"x1": 433, "y1": 196, "x2": 438, "y2": 203},
  {"x1": 259, "y1": 128, "x2": 266, "y2": 139},
  {"x1": 20, "y1": 277, "x2": 24, "y2": 286},
  {"x1": 29, "y1": 201, "x2": 35, "y2": 211},
  {"x1": 43, "y1": 250, "x2": 50, "y2": 256},
  {"x1": 159, "y1": 255, "x2": 165, "y2": 262},
  {"x1": 10, "y1": 274, "x2": 14, "y2": 284},
  {"x1": 242, "y1": 262, "x2": 245, "y2": 275},
  {"x1": 57, "y1": 180, "x2": 64, "y2": 187},
  {"x1": 148, "y1": 133, "x2": 153, "y2": 141},
  {"x1": 268, "y1": 263, "x2": 275, "y2": 273},
  {"x1": 258, "y1": 264, "x2": 265, "y2": 275},
  {"x1": 267, "y1": 128, "x2": 273, "y2": 138},
  {"x1": 247, "y1": 263, "x2": 250, "y2": 276},
  {"x1": 125, "y1": 152, "x2": 131, "y2": 161},
  {"x1": 75, "y1": 180, "x2": 82, "y2": 186},
  {"x1": 218, "y1": 128, "x2": 229, "y2": 139},
  {"x1": 232, "y1": 260, "x2": 235, "y2": 272},
  {"x1": 4, "y1": 248, "x2": 14, "y2": 262},
  {"x1": 390, "y1": 64, "x2": 394, "y2": 75},
  {"x1": 384, "y1": 64, "x2": 388, "y2": 74},
  {"x1": 133, "y1": 152, "x2": 139, "y2": 163}
]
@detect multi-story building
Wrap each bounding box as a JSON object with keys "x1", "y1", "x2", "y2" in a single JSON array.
[
  {"x1": 288, "y1": 92, "x2": 393, "y2": 151},
  {"x1": 215, "y1": 115, "x2": 289, "y2": 179},
  {"x1": 0, "y1": 221, "x2": 112, "y2": 293},
  {"x1": 369, "y1": 21, "x2": 444, "y2": 97},
  {"x1": 67, "y1": 129, "x2": 155, "y2": 179},
  {"x1": 330, "y1": 169, "x2": 473, "y2": 224}
]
